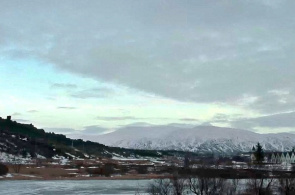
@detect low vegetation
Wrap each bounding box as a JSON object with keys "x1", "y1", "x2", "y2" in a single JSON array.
[{"x1": 0, "y1": 163, "x2": 8, "y2": 176}]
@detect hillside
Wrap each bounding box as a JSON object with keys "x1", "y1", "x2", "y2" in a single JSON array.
[
  {"x1": 0, "y1": 117, "x2": 194, "y2": 160},
  {"x1": 71, "y1": 125, "x2": 295, "y2": 154}
]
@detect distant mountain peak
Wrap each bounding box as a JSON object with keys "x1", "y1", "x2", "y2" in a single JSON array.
[{"x1": 69, "y1": 125, "x2": 295, "y2": 154}]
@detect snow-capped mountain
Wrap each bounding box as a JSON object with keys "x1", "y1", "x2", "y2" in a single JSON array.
[{"x1": 69, "y1": 125, "x2": 295, "y2": 154}]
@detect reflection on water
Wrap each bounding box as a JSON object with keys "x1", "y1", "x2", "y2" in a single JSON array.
[{"x1": 0, "y1": 180, "x2": 151, "y2": 195}]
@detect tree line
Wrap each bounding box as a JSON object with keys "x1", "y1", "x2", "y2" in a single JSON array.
[{"x1": 145, "y1": 173, "x2": 295, "y2": 195}]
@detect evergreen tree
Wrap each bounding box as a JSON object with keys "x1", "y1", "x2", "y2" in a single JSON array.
[
  {"x1": 184, "y1": 154, "x2": 190, "y2": 169},
  {"x1": 254, "y1": 142, "x2": 264, "y2": 164}
]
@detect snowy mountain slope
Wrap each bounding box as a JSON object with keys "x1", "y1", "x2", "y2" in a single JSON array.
[{"x1": 69, "y1": 125, "x2": 295, "y2": 154}]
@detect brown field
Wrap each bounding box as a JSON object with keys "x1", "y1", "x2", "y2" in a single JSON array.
[{"x1": 2, "y1": 164, "x2": 168, "y2": 180}]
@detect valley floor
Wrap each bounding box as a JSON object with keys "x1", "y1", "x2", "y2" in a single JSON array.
[{"x1": 0, "y1": 163, "x2": 170, "y2": 181}]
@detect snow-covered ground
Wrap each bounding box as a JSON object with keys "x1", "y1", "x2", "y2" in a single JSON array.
[{"x1": 0, "y1": 152, "x2": 32, "y2": 164}]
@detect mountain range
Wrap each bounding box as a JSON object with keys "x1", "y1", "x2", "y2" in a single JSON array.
[
  {"x1": 0, "y1": 117, "x2": 195, "y2": 160},
  {"x1": 69, "y1": 125, "x2": 295, "y2": 154}
]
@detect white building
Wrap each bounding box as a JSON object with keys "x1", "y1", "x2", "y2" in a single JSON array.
[
  {"x1": 251, "y1": 152, "x2": 295, "y2": 164},
  {"x1": 269, "y1": 152, "x2": 295, "y2": 164}
]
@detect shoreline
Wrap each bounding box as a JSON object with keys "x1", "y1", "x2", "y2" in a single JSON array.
[{"x1": 0, "y1": 174, "x2": 168, "y2": 181}]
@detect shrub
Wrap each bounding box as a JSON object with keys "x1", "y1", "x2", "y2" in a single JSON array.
[
  {"x1": 74, "y1": 161, "x2": 84, "y2": 169},
  {"x1": 102, "y1": 163, "x2": 115, "y2": 177},
  {"x1": 0, "y1": 163, "x2": 8, "y2": 175},
  {"x1": 137, "y1": 166, "x2": 148, "y2": 174},
  {"x1": 86, "y1": 168, "x2": 101, "y2": 175},
  {"x1": 12, "y1": 163, "x2": 22, "y2": 173}
]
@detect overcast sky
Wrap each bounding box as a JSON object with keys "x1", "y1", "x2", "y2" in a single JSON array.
[{"x1": 1, "y1": 0, "x2": 295, "y2": 134}]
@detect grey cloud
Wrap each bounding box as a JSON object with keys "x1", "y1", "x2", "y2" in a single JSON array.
[
  {"x1": 57, "y1": 106, "x2": 76, "y2": 110},
  {"x1": 81, "y1": 125, "x2": 110, "y2": 135},
  {"x1": 70, "y1": 87, "x2": 114, "y2": 99},
  {"x1": 210, "y1": 113, "x2": 231, "y2": 123},
  {"x1": 51, "y1": 83, "x2": 78, "y2": 89},
  {"x1": 248, "y1": 89, "x2": 295, "y2": 113},
  {"x1": 96, "y1": 116, "x2": 181, "y2": 121},
  {"x1": 179, "y1": 118, "x2": 199, "y2": 122},
  {"x1": 122, "y1": 122, "x2": 153, "y2": 127},
  {"x1": 27, "y1": 110, "x2": 38, "y2": 113},
  {"x1": 1, "y1": 1, "x2": 295, "y2": 113},
  {"x1": 205, "y1": 113, "x2": 245, "y2": 125},
  {"x1": 12, "y1": 112, "x2": 22, "y2": 116},
  {"x1": 44, "y1": 126, "x2": 109, "y2": 135},
  {"x1": 231, "y1": 111, "x2": 295, "y2": 129},
  {"x1": 122, "y1": 122, "x2": 197, "y2": 128},
  {"x1": 44, "y1": 128, "x2": 78, "y2": 135},
  {"x1": 96, "y1": 116, "x2": 143, "y2": 121},
  {"x1": 15, "y1": 119, "x2": 30, "y2": 123},
  {"x1": 51, "y1": 82, "x2": 114, "y2": 99}
]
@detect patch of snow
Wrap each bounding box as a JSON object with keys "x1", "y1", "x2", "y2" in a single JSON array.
[
  {"x1": 0, "y1": 152, "x2": 32, "y2": 164},
  {"x1": 15, "y1": 174, "x2": 39, "y2": 178},
  {"x1": 65, "y1": 152, "x2": 76, "y2": 158},
  {"x1": 60, "y1": 158, "x2": 69, "y2": 165},
  {"x1": 36, "y1": 154, "x2": 46, "y2": 159},
  {"x1": 5, "y1": 174, "x2": 13, "y2": 178}
]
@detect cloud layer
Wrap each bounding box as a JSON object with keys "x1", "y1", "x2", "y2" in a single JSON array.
[
  {"x1": 232, "y1": 111, "x2": 295, "y2": 130},
  {"x1": 1, "y1": 1, "x2": 295, "y2": 118}
]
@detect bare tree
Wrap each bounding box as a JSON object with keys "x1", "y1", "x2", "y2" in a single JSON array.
[
  {"x1": 147, "y1": 179, "x2": 172, "y2": 195},
  {"x1": 225, "y1": 178, "x2": 240, "y2": 195},
  {"x1": 246, "y1": 178, "x2": 274, "y2": 195},
  {"x1": 188, "y1": 176, "x2": 226, "y2": 195},
  {"x1": 12, "y1": 163, "x2": 22, "y2": 173},
  {"x1": 278, "y1": 178, "x2": 295, "y2": 195},
  {"x1": 10, "y1": 156, "x2": 22, "y2": 173},
  {"x1": 171, "y1": 174, "x2": 187, "y2": 195}
]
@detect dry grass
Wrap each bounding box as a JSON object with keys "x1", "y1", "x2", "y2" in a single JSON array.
[{"x1": 6, "y1": 165, "x2": 89, "y2": 179}]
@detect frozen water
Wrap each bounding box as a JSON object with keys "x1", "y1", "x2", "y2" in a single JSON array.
[{"x1": 0, "y1": 180, "x2": 151, "y2": 195}]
